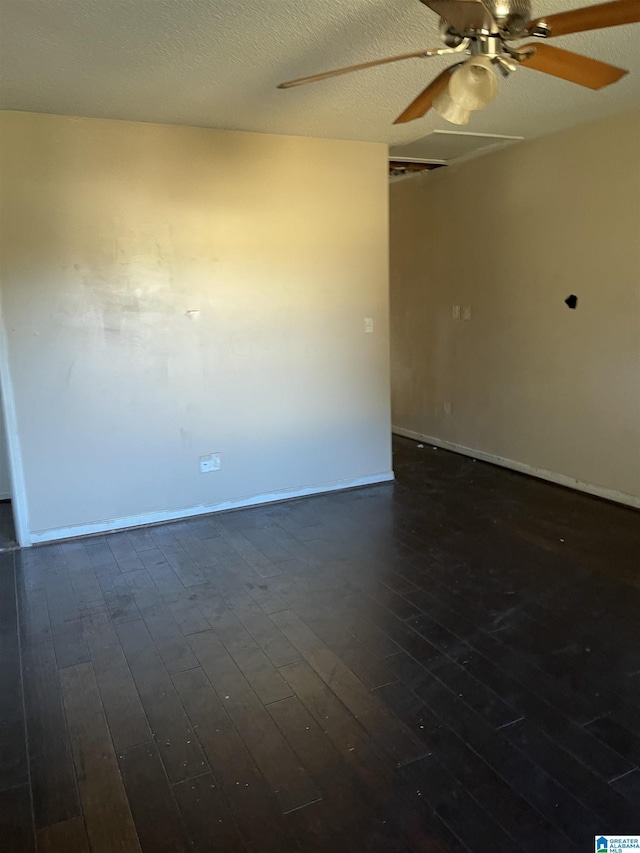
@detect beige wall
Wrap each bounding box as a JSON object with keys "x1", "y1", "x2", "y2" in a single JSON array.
[
  {"x1": 390, "y1": 111, "x2": 640, "y2": 504},
  {"x1": 0, "y1": 112, "x2": 392, "y2": 542}
]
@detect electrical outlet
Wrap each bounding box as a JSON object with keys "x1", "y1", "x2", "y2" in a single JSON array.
[
  {"x1": 462, "y1": 305, "x2": 472, "y2": 321},
  {"x1": 444, "y1": 401, "x2": 452, "y2": 416},
  {"x1": 452, "y1": 304, "x2": 460, "y2": 320},
  {"x1": 364, "y1": 317, "x2": 374, "y2": 333},
  {"x1": 200, "y1": 453, "x2": 221, "y2": 473}
]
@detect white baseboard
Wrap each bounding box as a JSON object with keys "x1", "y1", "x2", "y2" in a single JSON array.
[
  {"x1": 0, "y1": 492, "x2": 10, "y2": 501},
  {"x1": 392, "y1": 426, "x2": 640, "y2": 510},
  {"x1": 29, "y1": 471, "x2": 395, "y2": 545}
]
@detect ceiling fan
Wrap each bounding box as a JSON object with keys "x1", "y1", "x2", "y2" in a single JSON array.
[{"x1": 278, "y1": 0, "x2": 640, "y2": 126}]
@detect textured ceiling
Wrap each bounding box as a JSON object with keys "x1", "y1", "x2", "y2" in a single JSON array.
[{"x1": 1, "y1": 0, "x2": 639, "y2": 151}]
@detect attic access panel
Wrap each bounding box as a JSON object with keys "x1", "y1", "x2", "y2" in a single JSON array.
[
  {"x1": 390, "y1": 130, "x2": 523, "y2": 163},
  {"x1": 389, "y1": 161, "x2": 446, "y2": 177}
]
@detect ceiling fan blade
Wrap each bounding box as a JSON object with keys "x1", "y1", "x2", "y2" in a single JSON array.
[
  {"x1": 527, "y1": 0, "x2": 640, "y2": 37},
  {"x1": 518, "y1": 42, "x2": 627, "y2": 88},
  {"x1": 420, "y1": 0, "x2": 498, "y2": 32},
  {"x1": 393, "y1": 68, "x2": 452, "y2": 124},
  {"x1": 278, "y1": 48, "x2": 440, "y2": 88}
]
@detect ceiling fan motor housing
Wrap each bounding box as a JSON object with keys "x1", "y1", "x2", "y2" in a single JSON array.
[
  {"x1": 426, "y1": 0, "x2": 534, "y2": 40},
  {"x1": 486, "y1": 0, "x2": 532, "y2": 34}
]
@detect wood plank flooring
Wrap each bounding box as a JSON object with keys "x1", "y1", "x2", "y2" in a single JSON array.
[{"x1": 1, "y1": 435, "x2": 639, "y2": 851}]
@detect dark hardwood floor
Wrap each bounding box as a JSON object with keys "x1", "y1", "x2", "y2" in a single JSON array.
[{"x1": 1, "y1": 435, "x2": 639, "y2": 851}]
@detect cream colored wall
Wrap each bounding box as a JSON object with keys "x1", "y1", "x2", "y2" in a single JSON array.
[
  {"x1": 0, "y1": 112, "x2": 391, "y2": 541},
  {"x1": 390, "y1": 111, "x2": 640, "y2": 503}
]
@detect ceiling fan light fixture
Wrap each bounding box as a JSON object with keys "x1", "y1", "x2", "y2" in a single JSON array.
[
  {"x1": 278, "y1": 0, "x2": 636, "y2": 126},
  {"x1": 433, "y1": 90, "x2": 471, "y2": 125},
  {"x1": 448, "y1": 55, "x2": 498, "y2": 110}
]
